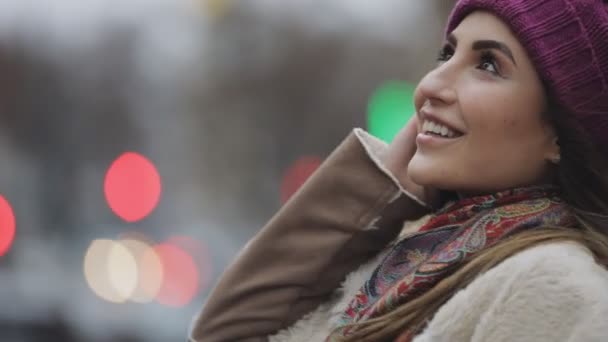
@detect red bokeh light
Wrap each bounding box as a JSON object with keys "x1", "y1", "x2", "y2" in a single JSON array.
[
  {"x1": 104, "y1": 152, "x2": 162, "y2": 222},
  {"x1": 154, "y1": 243, "x2": 199, "y2": 307},
  {"x1": 280, "y1": 156, "x2": 322, "y2": 204},
  {"x1": 0, "y1": 195, "x2": 15, "y2": 257},
  {"x1": 166, "y1": 236, "x2": 213, "y2": 291}
]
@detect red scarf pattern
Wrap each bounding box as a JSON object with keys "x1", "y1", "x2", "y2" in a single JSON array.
[{"x1": 328, "y1": 186, "x2": 576, "y2": 341}]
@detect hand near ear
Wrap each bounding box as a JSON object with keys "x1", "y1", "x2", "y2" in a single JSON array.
[{"x1": 384, "y1": 116, "x2": 441, "y2": 208}]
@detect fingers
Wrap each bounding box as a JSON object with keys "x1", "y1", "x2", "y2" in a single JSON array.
[
  {"x1": 384, "y1": 114, "x2": 419, "y2": 175},
  {"x1": 390, "y1": 115, "x2": 419, "y2": 164}
]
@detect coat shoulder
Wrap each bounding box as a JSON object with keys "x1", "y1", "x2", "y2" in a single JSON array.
[
  {"x1": 492, "y1": 241, "x2": 608, "y2": 298},
  {"x1": 498, "y1": 241, "x2": 606, "y2": 279},
  {"x1": 415, "y1": 241, "x2": 608, "y2": 342}
]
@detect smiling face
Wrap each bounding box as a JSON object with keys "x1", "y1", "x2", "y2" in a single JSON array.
[{"x1": 407, "y1": 11, "x2": 560, "y2": 195}]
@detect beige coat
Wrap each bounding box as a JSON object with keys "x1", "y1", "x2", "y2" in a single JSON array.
[{"x1": 190, "y1": 129, "x2": 608, "y2": 342}]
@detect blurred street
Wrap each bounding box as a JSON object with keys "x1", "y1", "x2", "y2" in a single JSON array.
[{"x1": 0, "y1": 1, "x2": 452, "y2": 340}]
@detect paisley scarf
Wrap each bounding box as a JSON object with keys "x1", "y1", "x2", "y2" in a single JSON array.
[{"x1": 328, "y1": 185, "x2": 576, "y2": 341}]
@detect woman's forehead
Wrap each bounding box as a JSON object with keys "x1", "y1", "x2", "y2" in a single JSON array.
[{"x1": 450, "y1": 11, "x2": 518, "y2": 46}]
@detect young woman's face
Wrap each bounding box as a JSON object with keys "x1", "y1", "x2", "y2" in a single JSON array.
[{"x1": 408, "y1": 11, "x2": 559, "y2": 195}]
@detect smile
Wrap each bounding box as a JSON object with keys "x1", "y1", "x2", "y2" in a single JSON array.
[{"x1": 421, "y1": 119, "x2": 464, "y2": 138}]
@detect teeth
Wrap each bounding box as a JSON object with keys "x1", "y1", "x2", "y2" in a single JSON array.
[
  {"x1": 422, "y1": 119, "x2": 459, "y2": 138},
  {"x1": 432, "y1": 123, "x2": 442, "y2": 135},
  {"x1": 422, "y1": 121, "x2": 431, "y2": 133},
  {"x1": 422, "y1": 121, "x2": 430, "y2": 132}
]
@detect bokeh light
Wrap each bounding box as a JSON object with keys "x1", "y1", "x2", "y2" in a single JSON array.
[
  {"x1": 154, "y1": 243, "x2": 199, "y2": 308},
  {"x1": 0, "y1": 195, "x2": 16, "y2": 257},
  {"x1": 106, "y1": 241, "x2": 138, "y2": 300},
  {"x1": 84, "y1": 239, "x2": 129, "y2": 303},
  {"x1": 280, "y1": 156, "x2": 322, "y2": 204},
  {"x1": 138, "y1": 246, "x2": 165, "y2": 303},
  {"x1": 84, "y1": 233, "x2": 172, "y2": 306},
  {"x1": 367, "y1": 81, "x2": 416, "y2": 143},
  {"x1": 119, "y1": 238, "x2": 163, "y2": 303},
  {"x1": 104, "y1": 152, "x2": 162, "y2": 223},
  {"x1": 166, "y1": 236, "x2": 213, "y2": 291}
]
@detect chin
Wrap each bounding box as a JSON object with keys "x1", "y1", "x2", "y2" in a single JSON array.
[
  {"x1": 408, "y1": 158, "x2": 463, "y2": 192},
  {"x1": 408, "y1": 156, "x2": 442, "y2": 187},
  {"x1": 407, "y1": 164, "x2": 439, "y2": 188}
]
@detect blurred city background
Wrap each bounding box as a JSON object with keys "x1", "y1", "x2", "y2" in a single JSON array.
[{"x1": 0, "y1": 0, "x2": 452, "y2": 341}]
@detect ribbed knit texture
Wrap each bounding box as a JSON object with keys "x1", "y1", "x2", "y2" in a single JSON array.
[{"x1": 447, "y1": 0, "x2": 608, "y2": 153}]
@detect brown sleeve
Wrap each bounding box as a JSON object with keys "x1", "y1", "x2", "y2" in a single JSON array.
[{"x1": 189, "y1": 130, "x2": 429, "y2": 342}]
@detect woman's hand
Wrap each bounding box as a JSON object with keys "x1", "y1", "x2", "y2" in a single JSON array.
[{"x1": 383, "y1": 116, "x2": 441, "y2": 208}]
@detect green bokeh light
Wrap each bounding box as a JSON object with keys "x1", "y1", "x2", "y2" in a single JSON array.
[{"x1": 367, "y1": 81, "x2": 416, "y2": 143}]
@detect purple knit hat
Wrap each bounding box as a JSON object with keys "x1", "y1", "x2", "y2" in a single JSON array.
[{"x1": 446, "y1": 0, "x2": 608, "y2": 153}]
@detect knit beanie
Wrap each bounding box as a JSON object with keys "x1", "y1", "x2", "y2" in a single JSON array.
[{"x1": 446, "y1": 0, "x2": 608, "y2": 153}]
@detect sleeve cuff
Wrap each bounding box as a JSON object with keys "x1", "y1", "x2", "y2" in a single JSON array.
[{"x1": 353, "y1": 128, "x2": 429, "y2": 209}]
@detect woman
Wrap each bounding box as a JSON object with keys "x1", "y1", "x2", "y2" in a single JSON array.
[{"x1": 191, "y1": 0, "x2": 608, "y2": 341}]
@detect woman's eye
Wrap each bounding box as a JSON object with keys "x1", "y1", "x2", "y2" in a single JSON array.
[
  {"x1": 437, "y1": 45, "x2": 454, "y2": 63},
  {"x1": 478, "y1": 51, "x2": 501, "y2": 76}
]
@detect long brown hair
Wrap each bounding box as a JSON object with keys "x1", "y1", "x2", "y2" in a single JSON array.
[{"x1": 332, "y1": 99, "x2": 608, "y2": 341}]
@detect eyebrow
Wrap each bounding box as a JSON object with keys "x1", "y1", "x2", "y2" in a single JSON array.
[{"x1": 447, "y1": 33, "x2": 517, "y2": 66}]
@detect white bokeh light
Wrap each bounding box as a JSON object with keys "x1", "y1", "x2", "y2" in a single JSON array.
[
  {"x1": 83, "y1": 239, "x2": 127, "y2": 303},
  {"x1": 119, "y1": 238, "x2": 163, "y2": 303},
  {"x1": 106, "y1": 241, "x2": 138, "y2": 301}
]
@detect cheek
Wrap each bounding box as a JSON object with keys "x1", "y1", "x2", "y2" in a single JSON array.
[{"x1": 461, "y1": 87, "x2": 529, "y2": 139}]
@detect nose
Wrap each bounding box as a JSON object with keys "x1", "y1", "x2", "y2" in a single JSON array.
[{"x1": 415, "y1": 63, "x2": 458, "y2": 109}]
